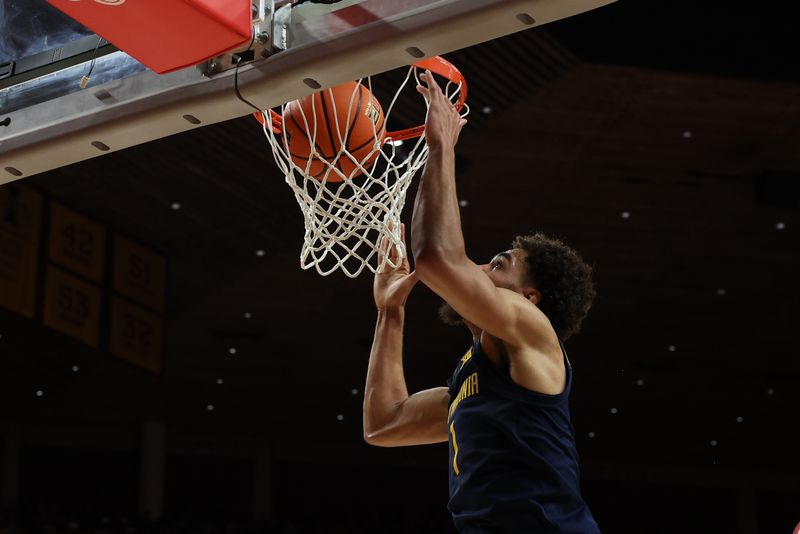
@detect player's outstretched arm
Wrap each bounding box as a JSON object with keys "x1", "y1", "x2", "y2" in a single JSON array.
[
  {"x1": 363, "y1": 224, "x2": 449, "y2": 447},
  {"x1": 411, "y1": 71, "x2": 549, "y2": 348}
]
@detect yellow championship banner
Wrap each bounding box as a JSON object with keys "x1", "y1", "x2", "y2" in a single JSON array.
[
  {"x1": 42, "y1": 265, "x2": 102, "y2": 347},
  {"x1": 113, "y1": 235, "x2": 166, "y2": 311},
  {"x1": 110, "y1": 296, "x2": 163, "y2": 374},
  {"x1": 0, "y1": 184, "x2": 42, "y2": 318},
  {"x1": 48, "y1": 202, "x2": 106, "y2": 283}
]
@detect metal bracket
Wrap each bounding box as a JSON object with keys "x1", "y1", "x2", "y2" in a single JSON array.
[
  {"x1": 199, "y1": 0, "x2": 372, "y2": 74},
  {"x1": 201, "y1": 0, "x2": 276, "y2": 76}
]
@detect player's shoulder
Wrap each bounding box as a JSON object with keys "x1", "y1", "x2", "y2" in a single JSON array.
[
  {"x1": 494, "y1": 287, "x2": 557, "y2": 348},
  {"x1": 481, "y1": 330, "x2": 566, "y2": 395}
]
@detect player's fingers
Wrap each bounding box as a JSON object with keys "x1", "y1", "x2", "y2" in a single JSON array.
[
  {"x1": 418, "y1": 71, "x2": 435, "y2": 92},
  {"x1": 379, "y1": 233, "x2": 390, "y2": 262},
  {"x1": 416, "y1": 84, "x2": 431, "y2": 103},
  {"x1": 385, "y1": 221, "x2": 398, "y2": 260},
  {"x1": 425, "y1": 70, "x2": 441, "y2": 91},
  {"x1": 419, "y1": 70, "x2": 431, "y2": 86},
  {"x1": 389, "y1": 242, "x2": 400, "y2": 263},
  {"x1": 422, "y1": 70, "x2": 445, "y2": 100}
]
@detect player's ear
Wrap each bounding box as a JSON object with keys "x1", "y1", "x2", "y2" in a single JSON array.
[{"x1": 524, "y1": 287, "x2": 541, "y2": 306}]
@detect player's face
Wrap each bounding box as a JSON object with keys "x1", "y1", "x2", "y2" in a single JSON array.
[
  {"x1": 481, "y1": 248, "x2": 532, "y2": 294},
  {"x1": 439, "y1": 249, "x2": 536, "y2": 327}
]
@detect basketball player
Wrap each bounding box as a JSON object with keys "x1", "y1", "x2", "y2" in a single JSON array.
[{"x1": 363, "y1": 71, "x2": 600, "y2": 533}]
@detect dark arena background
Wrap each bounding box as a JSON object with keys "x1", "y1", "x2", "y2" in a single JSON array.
[{"x1": 1, "y1": 1, "x2": 799, "y2": 533}]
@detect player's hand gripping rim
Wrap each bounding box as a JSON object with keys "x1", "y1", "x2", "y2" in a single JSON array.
[{"x1": 416, "y1": 69, "x2": 468, "y2": 151}]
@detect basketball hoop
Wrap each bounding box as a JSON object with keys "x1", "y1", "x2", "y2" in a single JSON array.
[{"x1": 254, "y1": 56, "x2": 468, "y2": 277}]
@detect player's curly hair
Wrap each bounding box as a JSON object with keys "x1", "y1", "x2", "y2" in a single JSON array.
[{"x1": 512, "y1": 233, "x2": 595, "y2": 341}]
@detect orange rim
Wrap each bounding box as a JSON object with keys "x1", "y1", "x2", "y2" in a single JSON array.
[{"x1": 252, "y1": 55, "x2": 467, "y2": 142}]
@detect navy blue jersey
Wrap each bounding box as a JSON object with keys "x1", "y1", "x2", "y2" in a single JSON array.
[{"x1": 446, "y1": 339, "x2": 600, "y2": 534}]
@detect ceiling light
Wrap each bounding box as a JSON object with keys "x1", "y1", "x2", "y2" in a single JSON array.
[
  {"x1": 716, "y1": 288, "x2": 726, "y2": 296},
  {"x1": 710, "y1": 440, "x2": 718, "y2": 447},
  {"x1": 481, "y1": 106, "x2": 492, "y2": 115},
  {"x1": 336, "y1": 414, "x2": 344, "y2": 421},
  {"x1": 216, "y1": 378, "x2": 224, "y2": 385},
  {"x1": 256, "y1": 249, "x2": 266, "y2": 257},
  {"x1": 36, "y1": 390, "x2": 44, "y2": 397},
  {"x1": 735, "y1": 416, "x2": 743, "y2": 423},
  {"x1": 588, "y1": 432, "x2": 595, "y2": 438},
  {"x1": 207, "y1": 404, "x2": 215, "y2": 411},
  {"x1": 776, "y1": 222, "x2": 785, "y2": 230},
  {"x1": 620, "y1": 211, "x2": 630, "y2": 219},
  {"x1": 636, "y1": 379, "x2": 644, "y2": 386},
  {"x1": 72, "y1": 365, "x2": 80, "y2": 372},
  {"x1": 243, "y1": 312, "x2": 252, "y2": 319},
  {"x1": 766, "y1": 388, "x2": 774, "y2": 395},
  {"x1": 668, "y1": 345, "x2": 676, "y2": 352},
  {"x1": 170, "y1": 202, "x2": 181, "y2": 210},
  {"x1": 459, "y1": 199, "x2": 469, "y2": 207},
  {"x1": 351, "y1": 388, "x2": 359, "y2": 395},
  {"x1": 682, "y1": 130, "x2": 692, "y2": 138},
  {"x1": 228, "y1": 347, "x2": 237, "y2": 355},
  {"x1": 610, "y1": 407, "x2": 618, "y2": 414}
]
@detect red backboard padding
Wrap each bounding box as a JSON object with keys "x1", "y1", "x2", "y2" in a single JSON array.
[{"x1": 46, "y1": 0, "x2": 252, "y2": 74}]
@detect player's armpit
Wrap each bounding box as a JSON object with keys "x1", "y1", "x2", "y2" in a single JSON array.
[
  {"x1": 364, "y1": 387, "x2": 450, "y2": 447},
  {"x1": 415, "y1": 254, "x2": 551, "y2": 348}
]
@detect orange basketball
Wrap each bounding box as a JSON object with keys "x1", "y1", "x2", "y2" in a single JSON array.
[{"x1": 282, "y1": 82, "x2": 386, "y2": 181}]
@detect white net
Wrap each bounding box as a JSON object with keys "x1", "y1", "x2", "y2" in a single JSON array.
[{"x1": 259, "y1": 62, "x2": 467, "y2": 277}]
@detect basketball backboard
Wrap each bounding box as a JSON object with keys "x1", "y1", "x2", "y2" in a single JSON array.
[{"x1": 0, "y1": 0, "x2": 615, "y2": 184}]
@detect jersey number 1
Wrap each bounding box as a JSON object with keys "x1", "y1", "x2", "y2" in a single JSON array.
[{"x1": 449, "y1": 422, "x2": 460, "y2": 475}]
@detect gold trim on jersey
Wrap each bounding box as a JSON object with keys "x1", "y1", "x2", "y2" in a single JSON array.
[{"x1": 459, "y1": 348, "x2": 473, "y2": 366}]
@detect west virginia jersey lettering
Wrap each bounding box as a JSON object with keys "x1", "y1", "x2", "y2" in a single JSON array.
[{"x1": 448, "y1": 371, "x2": 478, "y2": 420}]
